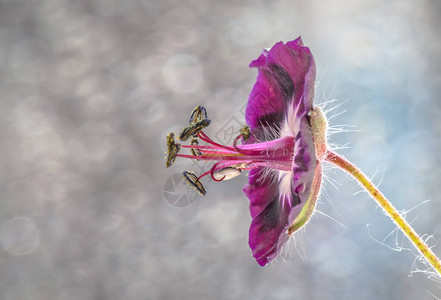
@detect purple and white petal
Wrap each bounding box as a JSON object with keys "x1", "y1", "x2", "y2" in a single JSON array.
[
  {"x1": 244, "y1": 37, "x2": 319, "y2": 266},
  {"x1": 245, "y1": 67, "x2": 286, "y2": 131},
  {"x1": 246, "y1": 36, "x2": 316, "y2": 132},
  {"x1": 243, "y1": 167, "x2": 278, "y2": 219},
  {"x1": 248, "y1": 195, "x2": 290, "y2": 266}
]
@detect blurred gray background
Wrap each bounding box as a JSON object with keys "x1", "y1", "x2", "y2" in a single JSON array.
[{"x1": 1, "y1": 0, "x2": 441, "y2": 299}]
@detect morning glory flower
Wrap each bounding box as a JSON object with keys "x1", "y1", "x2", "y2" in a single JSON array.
[
  {"x1": 165, "y1": 37, "x2": 441, "y2": 275},
  {"x1": 166, "y1": 37, "x2": 327, "y2": 266}
]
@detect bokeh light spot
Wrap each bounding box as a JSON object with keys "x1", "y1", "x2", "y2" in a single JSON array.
[{"x1": 162, "y1": 54, "x2": 202, "y2": 93}]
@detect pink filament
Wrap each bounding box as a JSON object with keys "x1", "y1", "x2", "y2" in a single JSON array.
[{"x1": 179, "y1": 130, "x2": 295, "y2": 182}]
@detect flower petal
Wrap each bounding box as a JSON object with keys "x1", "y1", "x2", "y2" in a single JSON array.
[
  {"x1": 243, "y1": 37, "x2": 320, "y2": 266},
  {"x1": 248, "y1": 191, "x2": 299, "y2": 266},
  {"x1": 246, "y1": 36, "x2": 316, "y2": 130},
  {"x1": 243, "y1": 168, "x2": 282, "y2": 266},
  {"x1": 243, "y1": 167, "x2": 278, "y2": 218},
  {"x1": 245, "y1": 67, "x2": 286, "y2": 131},
  {"x1": 266, "y1": 37, "x2": 316, "y2": 116},
  {"x1": 244, "y1": 167, "x2": 301, "y2": 266}
]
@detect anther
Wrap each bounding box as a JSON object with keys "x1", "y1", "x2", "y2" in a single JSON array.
[
  {"x1": 178, "y1": 119, "x2": 211, "y2": 141},
  {"x1": 240, "y1": 125, "x2": 251, "y2": 141},
  {"x1": 213, "y1": 167, "x2": 242, "y2": 181},
  {"x1": 189, "y1": 105, "x2": 208, "y2": 124},
  {"x1": 183, "y1": 171, "x2": 206, "y2": 196},
  {"x1": 165, "y1": 132, "x2": 181, "y2": 168},
  {"x1": 190, "y1": 138, "x2": 202, "y2": 156}
]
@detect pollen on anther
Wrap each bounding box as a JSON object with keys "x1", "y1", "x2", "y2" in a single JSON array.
[
  {"x1": 183, "y1": 171, "x2": 206, "y2": 196},
  {"x1": 165, "y1": 132, "x2": 181, "y2": 168}
]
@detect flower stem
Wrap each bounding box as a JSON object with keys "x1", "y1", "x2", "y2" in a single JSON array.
[{"x1": 325, "y1": 150, "x2": 441, "y2": 276}]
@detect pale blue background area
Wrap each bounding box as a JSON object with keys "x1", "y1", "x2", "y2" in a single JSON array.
[{"x1": 1, "y1": 0, "x2": 441, "y2": 299}]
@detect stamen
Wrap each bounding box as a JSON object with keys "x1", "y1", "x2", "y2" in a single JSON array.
[
  {"x1": 178, "y1": 119, "x2": 211, "y2": 141},
  {"x1": 231, "y1": 162, "x2": 248, "y2": 169},
  {"x1": 232, "y1": 134, "x2": 255, "y2": 155},
  {"x1": 176, "y1": 153, "x2": 248, "y2": 161},
  {"x1": 213, "y1": 166, "x2": 242, "y2": 181},
  {"x1": 240, "y1": 125, "x2": 251, "y2": 141},
  {"x1": 165, "y1": 132, "x2": 181, "y2": 168},
  {"x1": 190, "y1": 138, "x2": 202, "y2": 156},
  {"x1": 197, "y1": 131, "x2": 235, "y2": 152},
  {"x1": 183, "y1": 171, "x2": 206, "y2": 196},
  {"x1": 166, "y1": 106, "x2": 295, "y2": 194},
  {"x1": 209, "y1": 161, "x2": 228, "y2": 182},
  {"x1": 197, "y1": 161, "x2": 248, "y2": 182},
  {"x1": 189, "y1": 105, "x2": 208, "y2": 124}
]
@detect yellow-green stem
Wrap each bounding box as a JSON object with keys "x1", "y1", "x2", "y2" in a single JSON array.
[{"x1": 325, "y1": 150, "x2": 441, "y2": 276}]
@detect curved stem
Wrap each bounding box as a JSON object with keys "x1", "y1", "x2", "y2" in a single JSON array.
[{"x1": 325, "y1": 150, "x2": 441, "y2": 276}]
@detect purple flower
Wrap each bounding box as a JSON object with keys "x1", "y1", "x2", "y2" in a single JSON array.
[
  {"x1": 166, "y1": 37, "x2": 326, "y2": 266},
  {"x1": 244, "y1": 37, "x2": 324, "y2": 265}
]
